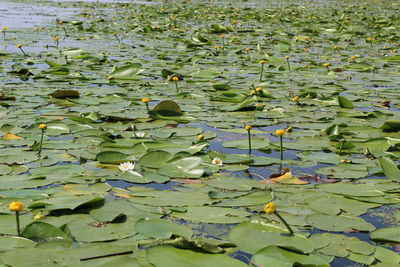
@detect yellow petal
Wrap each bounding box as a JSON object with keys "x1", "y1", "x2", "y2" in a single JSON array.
[
  {"x1": 271, "y1": 171, "x2": 308, "y2": 185},
  {"x1": 3, "y1": 133, "x2": 23, "y2": 140}
]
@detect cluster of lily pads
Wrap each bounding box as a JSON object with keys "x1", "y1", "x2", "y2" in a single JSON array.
[{"x1": 0, "y1": 0, "x2": 400, "y2": 266}]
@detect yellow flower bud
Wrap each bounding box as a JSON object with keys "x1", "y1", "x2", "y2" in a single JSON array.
[
  {"x1": 350, "y1": 55, "x2": 356, "y2": 60},
  {"x1": 141, "y1": 97, "x2": 151, "y2": 103},
  {"x1": 255, "y1": 87, "x2": 262, "y2": 92},
  {"x1": 276, "y1": 129, "x2": 285, "y2": 136},
  {"x1": 197, "y1": 134, "x2": 204, "y2": 140},
  {"x1": 292, "y1": 96, "x2": 299, "y2": 103},
  {"x1": 33, "y1": 214, "x2": 45, "y2": 220},
  {"x1": 323, "y1": 63, "x2": 331, "y2": 67},
  {"x1": 285, "y1": 56, "x2": 290, "y2": 59},
  {"x1": 245, "y1": 125, "x2": 252, "y2": 131},
  {"x1": 259, "y1": 60, "x2": 266, "y2": 64},
  {"x1": 54, "y1": 36, "x2": 60, "y2": 41},
  {"x1": 9, "y1": 201, "x2": 24, "y2": 212},
  {"x1": 16, "y1": 44, "x2": 22, "y2": 48},
  {"x1": 3, "y1": 26, "x2": 8, "y2": 31},
  {"x1": 220, "y1": 34, "x2": 225, "y2": 38},
  {"x1": 39, "y1": 124, "x2": 47, "y2": 130},
  {"x1": 264, "y1": 202, "x2": 276, "y2": 214},
  {"x1": 172, "y1": 76, "x2": 179, "y2": 81}
]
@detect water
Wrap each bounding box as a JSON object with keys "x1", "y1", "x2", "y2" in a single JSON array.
[{"x1": 0, "y1": 0, "x2": 76, "y2": 28}]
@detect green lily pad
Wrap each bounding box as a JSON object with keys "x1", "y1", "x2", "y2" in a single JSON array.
[
  {"x1": 135, "y1": 218, "x2": 193, "y2": 239},
  {"x1": 158, "y1": 157, "x2": 203, "y2": 178},
  {"x1": 171, "y1": 206, "x2": 250, "y2": 224},
  {"x1": 306, "y1": 214, "x2": 375, "y2": 232},
  {"x1": 251, "y1": 245, "x2": 330, "y2": 267},
  {"x1": 146, "y1": 246, "x2": 247, "y2": 267},
  {"x1": 370, "y1": 226, "x2": 400, "y2": 243},
  {"x1": 21, "y1": 221, "x2": 72, "y2": 244}
]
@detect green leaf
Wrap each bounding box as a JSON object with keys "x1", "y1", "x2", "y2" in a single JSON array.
[
  {"x1": 370, "y1": 226, "x2": 400, "y2": 242},
  {"x1": 139, "y1": 151, "x2": 174, "y2": 168},
  {"x1": 0, "y1": 236, "x2": 36, "y2": 252},
  {"x1": 67, "y1": 216, "x2": 137, "y2": 242},
  {"x1": 379, "y1": 157, "x2": 400, "y2": 181},
  {"x1": 214, "y1": 190, "x2": 273, "y2": 207},
  {"x1": 381, "y1": 120, "x2": 400, "y2": 132},
  {"x1": 171, "y1": 206, "x2": 250, "y2": 224},
  {"x1": 306, "y1": 214, "x2": 375, "y2": 232},
  {"x1": 135, "y1": 218, "x2": 193, "y2": 239},
  {"x1": 152, "y1": 100, "x2": 183, "y2": 116},
  {"x1": 146, "y1": 246, "x2": 247, "y2": 267},
  {"x1": 229, "y1": 221, "x2": 303, "y2": 254},
  {"x1": 158, "y1": 157, "x2": 203, "y2": 178},
  {"x1": 96, "y1": 151, "x2": 135, "y2": 164},
  {"x1": 251, "y1": 245, "x2": 330, "y2": 267},
  {"x1": 21, "y1": 221, "x2": 72, "y2": 244},
  {"x1": 50, "y1": 90, "x2": 80, "y2": 99},
  {"x1": 109, "y1": 63, "x2": 144, "y2": 80},
  {"x1": 338, "y1": 95, "x2": 355, "y2": 109}
]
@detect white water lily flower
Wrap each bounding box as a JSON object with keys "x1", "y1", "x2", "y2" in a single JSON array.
[
  {"x1": 134, "y1": 132, "x2": 146, "y2": 138},
  {"x1": 212, "y1": 157, "x2": 223, "y2": 166},
  {"x1": 119, "y1": 161, "x2": 143, "y2": 177},
  {"x1": 119, "y1": 161, "x2": 135, "y2": 172}
]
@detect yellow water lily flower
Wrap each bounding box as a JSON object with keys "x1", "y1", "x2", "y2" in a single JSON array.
[
  {"x1": 276, "y1": 129, "x2": 285, "y2": 136},
  {"x1": 264, "y1": 202, "x2": 276, "y2": 214},
  {"x1": 9, "y1": 201, "x2": 24, "y2": 212}
]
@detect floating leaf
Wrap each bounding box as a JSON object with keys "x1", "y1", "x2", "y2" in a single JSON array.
[
  {"x1": 306, "y1": 214, "x2": 375, "y2": 232},
  {"x1": 135, "y1": 218, "x2": 193, "y2": 239},
  {"x1": 147, "y1": 246, "x2": 246, "y2": 267},
  {"x1": 172, "y1": 206, "x2": 250, "y2": 224},
  {"x1": 379, "y1": 156, "x2": 400, "y2": 181},
  {"x1": 50, "y1": 90, "x2": 80, "y2": 99},
  {"x1": 370, "y1": 226, "x2": 400, "y2": 243},
  {"x1": 21, "y1": 221, "x2": 72, "y2": 244},
  {"x1": 158, "y1": 157, "x2": 203, "y2": 178},
  {"x1": 109, "y1": 63, "x2": 144, "y2": 80},
  {"x1": 251, "y1": 245, "x2": 329, "y2": 267}
]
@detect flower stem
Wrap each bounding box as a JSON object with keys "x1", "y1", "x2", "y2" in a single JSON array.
[
  {"x1": 338, "y1": 140, "x2": 345, "y2": 155},
  {"x1": 279, "y1": 135, "x2": 283, "y2": 161},
  {"x1": 145, "y1": 102, "x2": 149, "y2": 113},
  {"x1": 174, "y1": 81, "x2": 179, "y2": 91},
  {"x1": 259, "y1": 63, "x2": 264, "y2": 82},
  {"x1": 274, "y1": 211, "x2": 293, "y2": 235},
  {"x1": 247, "y1": 130, "x2": 252, "y2": 154},
  {"x1": 38, "y1": 129, "x2": 45, "y2": 156},
  {"x1": 15, "y1": 211, "x2": 21, "y2": 236},
  {"x1": 19, "y1": 47, "x2": 27, "y2": 56},
  {"x1": 286, "y1": 59, "x2": 291, "y2": 71}
]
